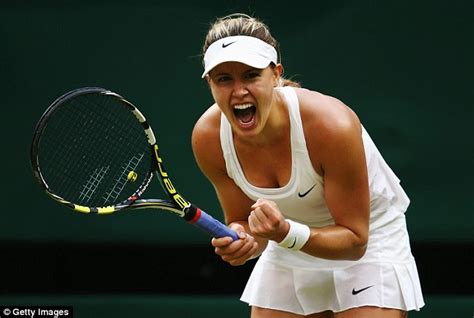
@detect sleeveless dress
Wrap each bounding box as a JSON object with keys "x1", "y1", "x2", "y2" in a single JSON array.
[{"x1": 219, "y1": 87, "x2": 424, "y2": 314}]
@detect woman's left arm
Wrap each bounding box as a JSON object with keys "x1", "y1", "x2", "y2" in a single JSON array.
[{"x1": 300, "y1": 91, "x2": 370, "y2": 260}]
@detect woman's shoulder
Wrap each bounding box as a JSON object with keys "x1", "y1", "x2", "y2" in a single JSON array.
[
  {"x1": 193, "y1": 103, "x2": 221, "y2": 138},
  {"x1": 191, "y1": 103, "x2": 226, "y2": 177},
  {"x1": 290, "y1": 87, "x2": 362, "y2": 168},
  {"x1": 293, "y1": 87, "x2": 361, "y2": 136}
]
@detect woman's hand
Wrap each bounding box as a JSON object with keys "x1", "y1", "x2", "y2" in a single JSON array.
[
  {"x1": 248, "y1": 198, "x2": 290, "y2": 243},
  {"x1": 211, "y1": 223, "x2": 258, "y2": 266}
]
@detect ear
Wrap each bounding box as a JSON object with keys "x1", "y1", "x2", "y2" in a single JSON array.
[
  {"x1": 204, "y1": 74, "x2": 214, "y2": 91},
  {"x1": 274, "y1": 63, "x2": 283, "y2": 77},
  {"x1": 272, "y1": 63, "x2": 283, "y2": 86}
]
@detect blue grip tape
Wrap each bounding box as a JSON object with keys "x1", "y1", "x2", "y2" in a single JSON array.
[{"x1": 192, "y1": 209, "x2": 238, "y2": 241}]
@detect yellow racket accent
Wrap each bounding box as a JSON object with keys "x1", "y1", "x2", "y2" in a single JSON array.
[
  {"x1": 127, "y1": 171, "x2": 138, "y2": 182},
  {"x1": 74, "y1": 205, "x2": 91, "y2": 213},
  {"x1": 98, "y1": 206, "x2": 115, "y2": 214}
]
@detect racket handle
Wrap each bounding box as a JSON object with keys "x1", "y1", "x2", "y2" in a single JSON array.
[{"x1": 186, "y1": 205, "x2": 239, "y2": 241}]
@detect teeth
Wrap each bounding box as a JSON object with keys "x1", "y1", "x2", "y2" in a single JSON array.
[{"x1": 233, "y1": 103, "x2": 253, "y2": 110}]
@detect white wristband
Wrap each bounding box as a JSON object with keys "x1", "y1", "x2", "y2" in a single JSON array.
[{"x1": 278, "y1": 219, "x2": 310, "y2": 251}]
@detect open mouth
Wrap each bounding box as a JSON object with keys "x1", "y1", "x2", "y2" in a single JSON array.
[{"x1": 233, "y1": 103, "x2": 256, "y2": 126}]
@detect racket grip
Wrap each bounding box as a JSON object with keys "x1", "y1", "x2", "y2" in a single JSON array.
[{"x1": 187, "y1": 206, "x2": 238, "y2": 241}]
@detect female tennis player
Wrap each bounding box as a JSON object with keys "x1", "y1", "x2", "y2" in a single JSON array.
[{"x1": 192, "y1": 13, "x2": 424, "y2": 318}]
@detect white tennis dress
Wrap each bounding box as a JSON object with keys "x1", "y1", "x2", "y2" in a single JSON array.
[{"x1": 219, "y1": 87, "x2": 424, "y2": 314}]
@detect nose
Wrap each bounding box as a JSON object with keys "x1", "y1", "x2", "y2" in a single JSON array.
[{"x1": 232, "y1": 80, "x2": 248, "y2": 98}]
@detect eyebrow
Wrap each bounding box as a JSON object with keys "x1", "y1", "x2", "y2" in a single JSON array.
[{"x1": 212, "y1": 67, "x2": 261, "y2": 77}]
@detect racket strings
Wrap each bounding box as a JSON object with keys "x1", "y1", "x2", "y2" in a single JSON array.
[
  {"x1": 78, "y1": 165, "x2": 110, "y2": 203},
  {"x1": 102, "y1": 152, "x2": 145, "y2": 204},
  {"x1": 38, "y1": 93, "x2": 152, "y2": 207}
]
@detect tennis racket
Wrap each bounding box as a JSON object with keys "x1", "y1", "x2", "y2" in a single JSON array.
[{"x1": 30, "y1": 87, "x2": 238, "y2": 240}]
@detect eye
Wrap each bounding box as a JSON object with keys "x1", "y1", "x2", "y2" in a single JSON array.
[
  {"x1": 216, "y1": 75, "x2": 232, "y2": 83},
  {"x1": 245, "y1": 71, "x2": 261, "y2": 79}
]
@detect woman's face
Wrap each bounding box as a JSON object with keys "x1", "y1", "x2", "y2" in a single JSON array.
[{"x1": 207, "y1": 62, "x2": 281, "y2": 139}]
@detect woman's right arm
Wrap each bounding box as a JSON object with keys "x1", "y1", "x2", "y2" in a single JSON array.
[{"x1": 191, "y1": 105, "x2": 268, "y2": 265}]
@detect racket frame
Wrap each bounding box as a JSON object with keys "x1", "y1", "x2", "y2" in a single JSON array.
[{"x1": 30, "y1": 88, "x2": 238, "y2": 240}]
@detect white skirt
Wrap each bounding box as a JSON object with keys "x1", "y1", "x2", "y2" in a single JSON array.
[{"x1": 240, "y1": 214, "x2": 425, "y2": 314}]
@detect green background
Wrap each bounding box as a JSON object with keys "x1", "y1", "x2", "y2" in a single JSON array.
[
  {"x1": 1, "y1": 0, "x2": 472, "y2": 244},
  {"x1": 0, "y1": 0, "x2": 472, "y2": 316}
]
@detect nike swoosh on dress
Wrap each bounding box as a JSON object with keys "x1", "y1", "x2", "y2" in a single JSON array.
[{"x1": 298, "y1": 184, "x2": 316, "y2": 198}]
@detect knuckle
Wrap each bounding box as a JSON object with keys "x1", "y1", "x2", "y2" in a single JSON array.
[{"x1": 263, "y1": 223, "x2": 273, "y2": 233}]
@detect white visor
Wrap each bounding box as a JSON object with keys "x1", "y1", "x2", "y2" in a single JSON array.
[{"x1": 202, "y1": 35, "x2": 278, "y2": 78}]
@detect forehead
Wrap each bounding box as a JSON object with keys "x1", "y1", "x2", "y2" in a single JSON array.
[{"x1": 210, "y1": 62, "x2": 262, "y2": 75}]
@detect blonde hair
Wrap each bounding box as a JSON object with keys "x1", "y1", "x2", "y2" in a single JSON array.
[{"x1": 202, "y1": 13, "x2": 300, "y2": 87}]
